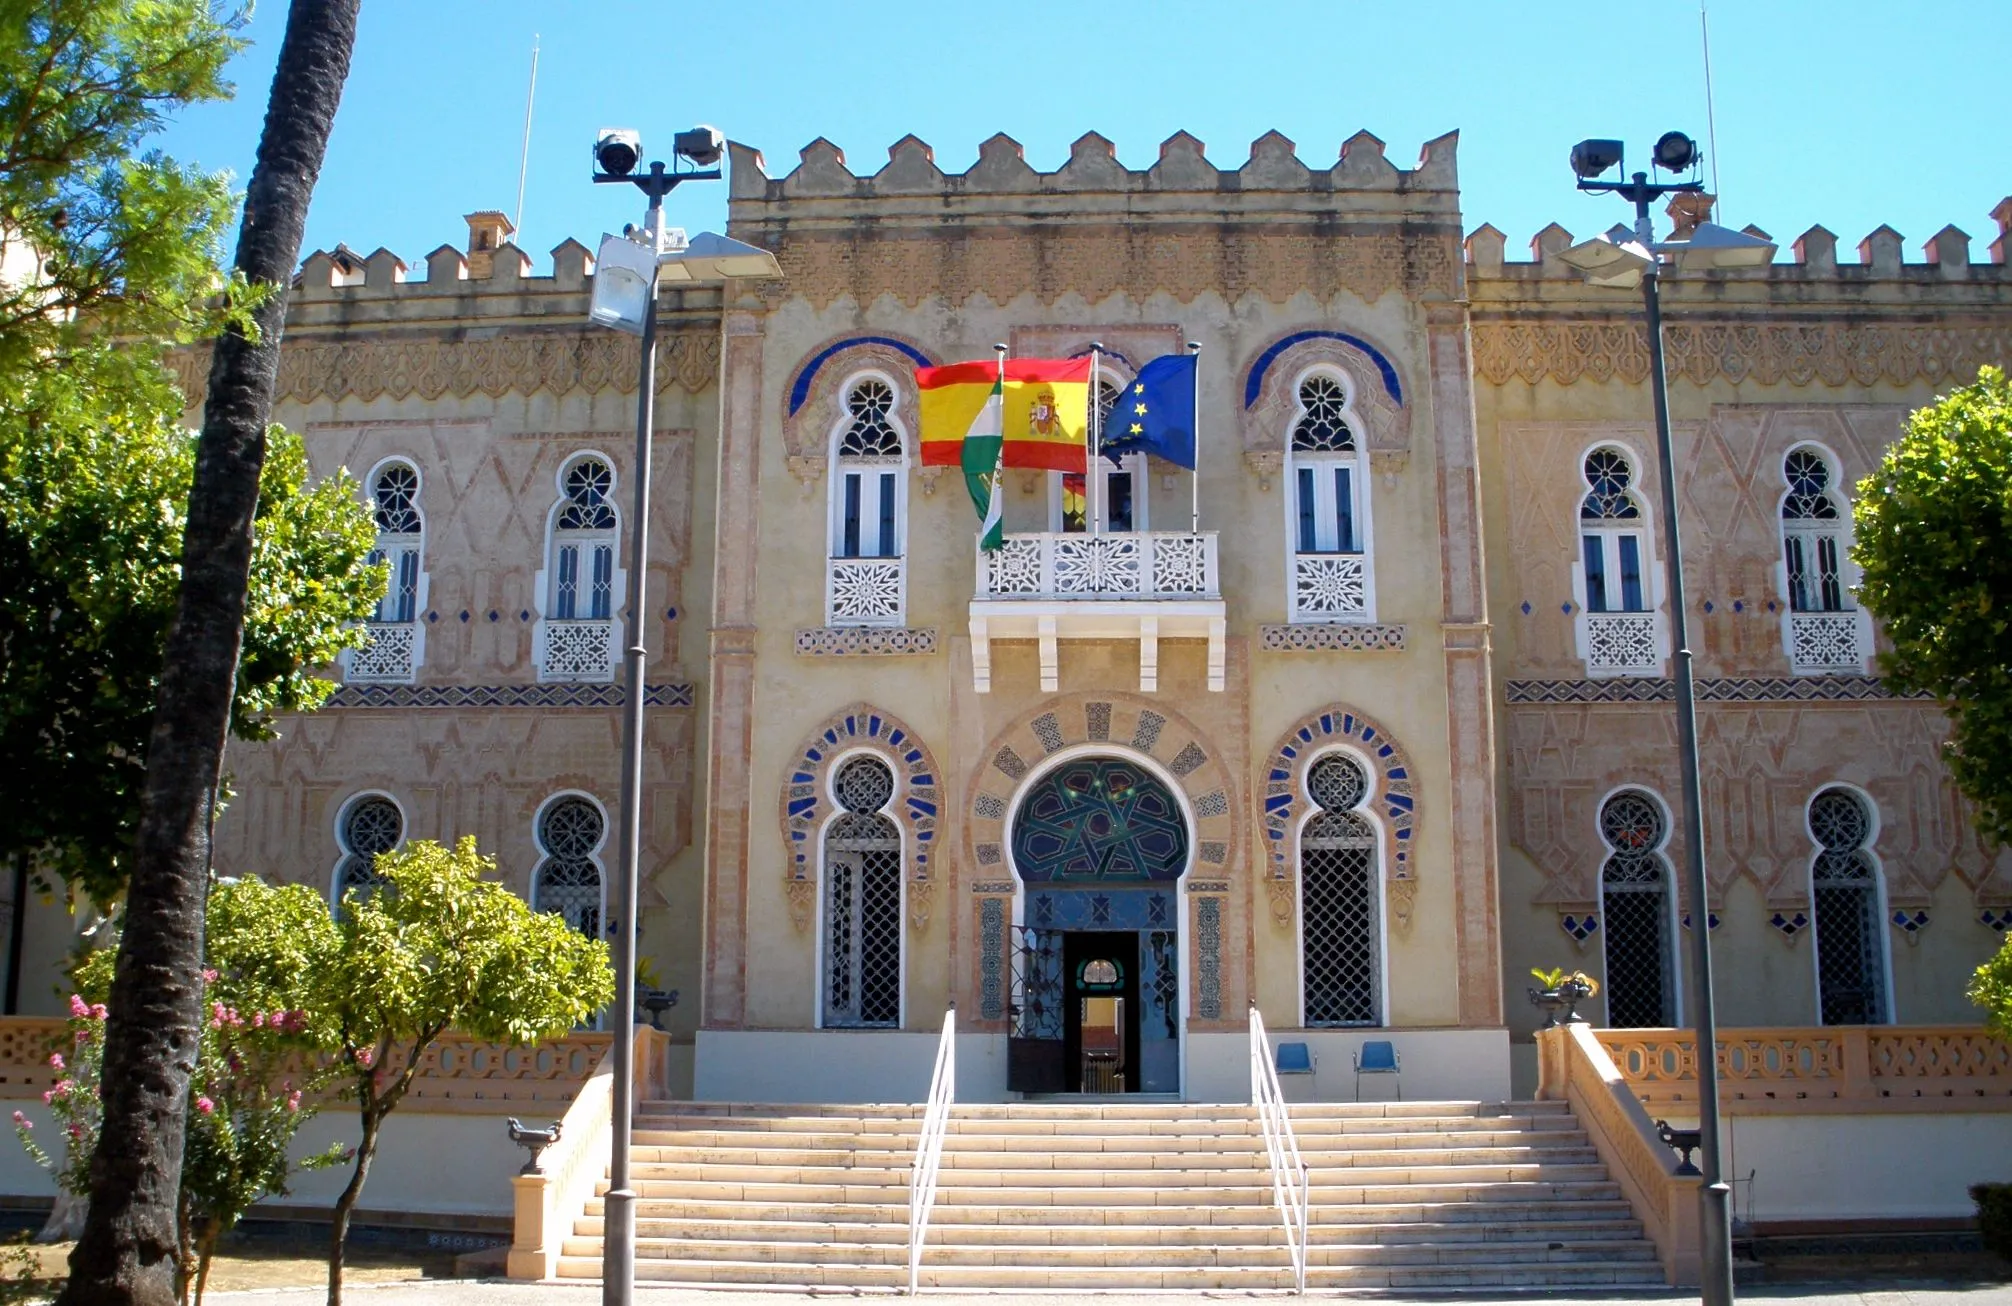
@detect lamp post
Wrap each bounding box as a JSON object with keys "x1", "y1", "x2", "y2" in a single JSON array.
[
  {"x1": 1558, "y1": 132, "x2": 1774, "y2": 1306},
  {"x1": 586, "y1": 126, "x2": 781, "y2": 1306}
]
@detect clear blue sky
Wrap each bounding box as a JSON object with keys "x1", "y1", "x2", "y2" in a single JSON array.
[{"x1": 156, "y1": 1, "x2": 2011, "y2": 273}]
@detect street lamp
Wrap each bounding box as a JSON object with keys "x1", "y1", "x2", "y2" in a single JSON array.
[
  {"x1": 587, "y1": 126, "x2": 782, "y2": 1306},
  {"x1": 1561, "y1": 132, "x2": 1775, "y2": 1306}
]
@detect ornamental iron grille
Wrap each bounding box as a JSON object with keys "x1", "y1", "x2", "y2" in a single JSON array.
[
  {"x1": 551, "y1": 458, "x2": 616, "y2": 622},
  {"x1": 823, "y1": 757, "x2": 902, "y2": 1028},
  {"x1": 1009, "y1": 924, "x2": 1064, "y2": 1041},
  {"x1": 1301, "y1": 755, "x2": 1381, "y2": 1026},
  {"x1": 336, "y1": 796, "x2": 402, "y2": 905},
  {"x1": 1011, "y1": 758, "x2": 1189, "y2": 884},
  {"x1": 1290, "y1": 376, "x2": 1356, "y2": 452},
  {"x1": 837, "y1": 379, "x2": 902, "y2": 458},
  {"x1": 1599, "y1": 790, "x2": 1677, "y2": 1028},
  {"x1": 534, "y1": 797, "x2": 604, "y2": 940},
  {"x1": 1809, "y1": 787, "x2": 1888, "y2": 1025},
  {"x1": 1782, "y1": 449, "x2": 1847, "y2": 614}
]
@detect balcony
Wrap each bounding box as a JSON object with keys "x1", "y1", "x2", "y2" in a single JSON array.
[
  {"x1": 537, "y1": 618, "x2": 617, "y2": 682},
  {"x1": 1290, "y1": 553, "x2": 1368, "y2": 622},
  {"x1": 1583, "y1": 612, "x2": 1663, "y2": 677},
  {"x1": 344, "y1": 622, "x2": 417, "y2": 684},
  {"x1": 827, "y1": 556, "x2": 906, "y2": 627},
  {"x1": 1788, "y1": 610, "x2": 1869, "y2": 675},
  {"x1": 969, "y1": 531, "x2": 1225, "y2": 694}
]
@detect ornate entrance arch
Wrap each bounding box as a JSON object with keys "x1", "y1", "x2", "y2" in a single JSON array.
[{"x1": 1012, "y1": 756, "x2": 1190, "y2": 884}]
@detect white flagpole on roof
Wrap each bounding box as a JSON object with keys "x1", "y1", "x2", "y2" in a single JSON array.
[
  {"x1": 1088, "y1": 343, "x2": 1103, "y2": 536},
  {"x1": 1188, "y1": 340, "x2": 1202, "y2": 535}
]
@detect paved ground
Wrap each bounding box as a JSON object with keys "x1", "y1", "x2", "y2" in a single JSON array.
[{"x1": 201, "y1": 1284, "x2": 2012, "y2": 1306}]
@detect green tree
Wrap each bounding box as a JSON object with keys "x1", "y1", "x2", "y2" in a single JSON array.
[
  {"x1": 0, "y1": 361, "x2": 382, "y2": 907},
  {"x1": 310, "y1": 838, "x2": 613, "y2": 1306},
  {"x1": 1853, "y1": 366, "x2": 2012, "y2": 843},
  {"x1": 1971, "y1": 932, "x2": 2012, "y2": 1043},
  {"x1": 60, "y1": 3, "x2": 363, "y2": 1303}
]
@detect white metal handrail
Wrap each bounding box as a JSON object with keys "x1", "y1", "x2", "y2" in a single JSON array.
[
  {"x1": 1249, "y1": 1004, "x2": 1310, "y2": 1294},
  {"x1": 907, "y1": 1003, "x2": 956, "y2": 1294}
]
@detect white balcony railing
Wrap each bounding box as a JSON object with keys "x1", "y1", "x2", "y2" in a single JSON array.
[
  {"x1": 827, "y1": 556, "x2": 906, "y2": 626},
  {"x1": 345, "y1": 622, "x2": 416, "y2": 683},
  {"x1": 1789, "y1": 610, "x2": 1868, "y2": 675},
  {"x1": 1585, "y1": 611, "x2": 1662, "y2": 676},
  {"x1": 1290, "y1": 552, "x2": 1367, "y2": 621},
  {"x1": 538, "y1": 619, "x2": 617, "y2": 682},
  {"x1": 974, "y1": 531, "x2": 1217, "y2": 600}
]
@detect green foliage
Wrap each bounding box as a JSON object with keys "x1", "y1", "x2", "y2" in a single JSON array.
[
  {"x1": 1974, "y1": 1183, "x2": 2012, "y2": 1261},
  {"x1": 0, "y1": 362, "x2": 383, "y2": 902},
  {"x1": 1854, "y1": 366, "x2": 2012, "y2": 843},
  {"x1": 0, "y1": 0, "x2": 254, "y2": 377},
  {"x1": 1970, "y1": 931, "x2": 2012, "y2": 1042}
]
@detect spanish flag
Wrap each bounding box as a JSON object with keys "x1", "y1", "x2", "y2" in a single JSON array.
[{"x1": 919, "y1": 357, "x2": 1092, "y2": 473}]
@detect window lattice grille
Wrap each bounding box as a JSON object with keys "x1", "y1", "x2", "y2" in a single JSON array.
[
  {"x1": 557, "y1": 459, "x2": 617, "y2": 529},
  {"x1": 536, "y1": 798, "x2": 604, "y2": 939},
  {"x1": 838, "y1": 380, "x2": 902, "y2": 458},
  {"x1": 372, "y1": 464, "x2": 421, "y2": 533},
  {"x1": 1301, "y1": 753, "x2": 1380, "y2": 1027},
  {"x1": 834, "y1": 755, "x2": 894, "y2": 813},
  {"x1": 1581, "y1": 448, "x2": 1642, "y2": 520},
  {"x1": 1290, "y1": 376, "x2": 1355, "y2": 452},
  {"x1": 824, "y1": 812, "x2": 901, "y2": 1027},
  {"x1": 336, "y1": 797, "x2": 401, "y2": 901},
  {"x1": 1782, "y1": 450, "x2": 1841, "y2": 520},
  {"x1": 1810, "y1": 787, "x2": 1886, "y2": 1025},
  {"x1": 1600, "y1": 790, "x2": 1675, "y2": 1027}
]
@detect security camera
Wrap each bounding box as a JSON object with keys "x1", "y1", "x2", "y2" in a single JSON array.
[
  {"x1": 594, "y1": 128, "x2": 642, "y2": 178},
  {"x1": 673, "y1": 126, "x2": 724, "y2": 168},
  {"x1": 1569, "y1": 139, "x2": 1624, "y2": 181}
]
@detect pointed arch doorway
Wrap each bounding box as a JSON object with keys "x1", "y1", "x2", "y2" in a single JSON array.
[{"x1": 1006, "y1": 753, "x2": 1190, "y2": 1095}]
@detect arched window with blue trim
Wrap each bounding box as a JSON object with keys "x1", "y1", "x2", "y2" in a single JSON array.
[
  {"x1": 826, "y1": 374, "x2": 909, "y2": 626},
  {"x1": 1285, "y1": 369, "x2": 1373, "y2": 621}
]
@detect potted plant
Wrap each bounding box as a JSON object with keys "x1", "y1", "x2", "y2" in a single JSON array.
[{"x1": 1528, "y1": 967, "x2": 1601, "y2": 1028}]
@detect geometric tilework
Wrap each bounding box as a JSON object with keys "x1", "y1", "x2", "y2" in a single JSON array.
[
  {"x1": 1258, "y1": 623, "x2": 1407, "y2": 653},
  {"x1": 778, "y1": 703, "x2": 942, "y2": 932},
  {"x1": 979, "y1": 898, "x2": 1006, "y2": 1020},
  {"x1": 1505, "y1": 676, "x2": 1929, "y2": 705},
  {"x1": 325, "y1": 682, "x2": 695, "y2": 709},
  {"x1": 793, "y1": 626, "x2": 939, "y2": 656},
  {"x1": 1261, "y1": 705, "x2": 1417, "y2": 935}
]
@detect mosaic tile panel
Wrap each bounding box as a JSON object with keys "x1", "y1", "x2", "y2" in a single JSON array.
[
  {"x1": 327, "y1": 682, "x2": 694, "y2": 709},
  {"x1": 1197, "y1": 897, "x2": 1223, "y2": 1019},
  {"x1": 979, "y1": 898, "x2": 1005, "y2": 1020}
]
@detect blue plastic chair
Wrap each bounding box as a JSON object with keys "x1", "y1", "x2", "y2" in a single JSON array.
[
  {"x1": 1275, "y1": 1042, "x2": 1315, "y2": 1076},
  {"x1": 1353, "y1": 1040, "x2": 1401, "y2": 1101}
]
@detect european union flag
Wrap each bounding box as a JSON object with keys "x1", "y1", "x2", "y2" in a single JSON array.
[{"x1": 1099, "y1": 353, "x2": 1197, "y2": 469}]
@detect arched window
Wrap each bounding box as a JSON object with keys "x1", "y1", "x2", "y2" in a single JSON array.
[
  {"x1": 1780, "y1": 447, "x2": 1868, "y2": 674},
  {"x1": 1576, "y1": 446, "x2": 1663, "y2": 676},
  {"x1": 345, "y1": 461, "x2": 426, "y2": 683},
  {"x1": 1300, "y1": 753, "x2": 1382, "y2": 1026},
  {"x1": 1055, "y1": 376, "x2": 1145, "y2": 533},
  {"x1": 1599, "y1": 789, "x2": 1677, "y2": 1027},
  {"x1": 533, "y1": 795, "x2": 606, "y2": 941},
  {"x1": 1808, "y1": 787, "x2": 1889, "y2": 1025},
  {"x1": 826, "y1": 376, "x2": 908, "y2": 626},
  {"x1": 537, "y1": 455, "x2": 622, "y2": 680},
  {"x1": 822, "y1": 755, "x2": 902, "y2": 1028},
  {"x1": 1286, "y1": 371, "x2": 1371, "y2": 621},
  {"x1": 333, "y1": 794, "x2": 403, "y2": 906}
]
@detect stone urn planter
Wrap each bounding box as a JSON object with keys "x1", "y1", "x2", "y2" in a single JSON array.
[{"x1": 1527, "y1": 968, "x2": 1599, "y2": 1029}]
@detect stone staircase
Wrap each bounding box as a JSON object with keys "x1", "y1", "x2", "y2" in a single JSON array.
[{"x1": 559, "y1": 1098, "x2": 1667, "y2": 1290}]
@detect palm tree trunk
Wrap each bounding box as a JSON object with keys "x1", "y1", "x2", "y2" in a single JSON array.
[{"x1": 56, "y1": 5, "x2": 360, "y2": 1304}]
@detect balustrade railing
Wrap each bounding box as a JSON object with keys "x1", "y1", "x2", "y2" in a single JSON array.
[
  {"x1": 346, "y1": 622, "x2": 417, "y2": 682},
  {"x1": 827, "y1": 556, "x2": 906, "y2": 626},
  {"x1": 1289, "y1": 552, "x2": 1367, "y2": 621},
  {"x1": 1788, "y1": 611, "x2": 1867, "y2": 674},
  {"x1": 1248, "y1": 1005, "x2": 1308, "y2": 1294},
  {"x1": 1597, "y1": 1024, "x2": 2012, "y2": 1108},
  {"x1": 538, "y1": 618, "x2": 616, "y2": 681},
  {"x1": 908, "y1": 1005, "x2": 956, "y2": 1294},
  {"x1": 975, "y1": 531, "x2": 1217, "y2": 601},
  {"x1": 1585, "y1": 611, "x2": 1662, "y2": 675}
]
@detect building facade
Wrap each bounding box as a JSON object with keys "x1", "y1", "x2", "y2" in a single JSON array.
[{"x1": 171, "y1": 131, "x2": 2012, "y2": 1101}]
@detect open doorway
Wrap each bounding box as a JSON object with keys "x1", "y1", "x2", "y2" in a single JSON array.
[{"x1": 1063, "y1": 931, "x2": 1140, "y2": 1094}]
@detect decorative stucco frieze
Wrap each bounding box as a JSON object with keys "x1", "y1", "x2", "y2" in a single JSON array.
[
  {"x1": 324, "y1": 682, "x2": 694, "y2": 709},
  {"x1": 1259, "y1": 624, "x2": 1407, "y2": 653},
  {"x1": 793, "y1": 627, "x2": 940, "y2": 657}
]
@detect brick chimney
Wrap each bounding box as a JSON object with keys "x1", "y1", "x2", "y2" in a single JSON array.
[{"x1": 464, "y1": 210, "x2": 515, "y2": 278}]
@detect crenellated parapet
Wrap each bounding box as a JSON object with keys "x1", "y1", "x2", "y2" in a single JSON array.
[{"x1": 724, "y1": 130, "x2": 1467, "y2": 309}]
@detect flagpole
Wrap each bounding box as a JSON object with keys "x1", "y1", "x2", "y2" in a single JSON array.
[
  {"x1": 1088, "y1": 343, "x2": 1103, "y2": 536},
  {"x1": 991, "y1": 343, "x2": 1008, "y2": 546},
  {"x1": 1187, "y1": 340, "x2": 1201, "y2": 536}
]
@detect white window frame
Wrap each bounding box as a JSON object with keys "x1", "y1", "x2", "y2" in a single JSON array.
[
  {"x1": 1805, "y1": 784, "x2": 1895, "y2": 1026},
  {"x1": 813, "y1": 747, "x2": 908, "y2": 1031},
  {"x1": 341, "y1": 458, "x2": 429, "y2": 684},
  {"x1": 1283, "y1": 366, "x2": 1377, "y2": 623},
  {"x1": 1776, "y1": 442, "x2": 1874, "y2": 675},
  {"x1": 329, "y1": 790, "x2": 405, "y2": 909},
  {"x1": 1571, "y1": 443, "x2": 1670, "y2": 677},
  {"x1": 1293, "y1": 746, "x2": 1389, "y2": 1030},
  {"x1": 533, "y1": 452, "x2": 626, "y2": 682},
  {"x1": 825, "y1": 372, "x2": 910, "y2": 627},
  {"x1": 1594, "y1": 785, "x2": 1683, "y2": 1029}
]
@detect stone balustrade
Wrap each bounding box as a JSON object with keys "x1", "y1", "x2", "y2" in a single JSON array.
[{"x1": 1595, "y1": 1024, "x2": 2012, "y2": 1112}]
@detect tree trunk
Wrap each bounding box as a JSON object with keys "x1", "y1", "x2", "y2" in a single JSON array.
[
  {"x1": 55, "y1": 6, "x2": 360, "y2": 1305},
  {"x1": 326, "y1": 1107, "x2": 382, "y2": 1306}
]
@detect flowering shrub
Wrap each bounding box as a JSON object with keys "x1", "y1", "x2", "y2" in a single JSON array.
[{"x1": 11, "y1": 992, "x2": 110, "y2": 1200}]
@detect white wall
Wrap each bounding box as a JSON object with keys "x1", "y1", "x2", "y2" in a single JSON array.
[{"x1": 1189, "y1": 1029, "x2": 1512, "y2": 1103}]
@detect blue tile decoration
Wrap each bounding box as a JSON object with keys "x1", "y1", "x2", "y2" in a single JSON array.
[
  {"x1": 1506, "y1": 677, "x2": 1928, "y2": 704},
  {"x1": 1521, "y1": 601, "x2": 1532, "y2": 615},
  {"x1": 1981, "y1": 909, "x2": 2010, "y2": 934},
  {"x1": 1679, "y1": 911, "x2": 1722, "y2": 931},
  {"x1": 1560, "y1": 914, "x2": 1599, "y2": 943},
  {"x1": 1262, "y1": 704, "x2": 1416, "y2": 911},
  {"x1": 1197, "y1": 897, "x2": 1223, "y2": 1019},
  {"x1": 785, "y1": 334, "x2": 936, "y2": 416},
  {"x1": 979, "y1": 898, "x2": 1005, "y2": 1020},
  {"x1": 1890, "y1": 908, "x2": 1930, "y2": 936},
  {"x1": 1770, "y1": 910, "x2": 1809, "y2": 940},
  {"x1": 1242, "y1": 329, "x2": 1404, "y2": 408},
  {"x1": 779, "y1": 704, "x2": 942, "y2": 901},
  {"x1": 327, "y1": 682, "x2": 695, "y2": 709}
]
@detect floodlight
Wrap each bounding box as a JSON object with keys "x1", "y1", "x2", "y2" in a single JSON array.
[
  {"x1": 673, "y1": 126, "x2": 725, "y2": 168},
  {"x1": 1557, "y1": 232, "x2": 1656, "y2": 289},
  {"x1": 657, "y1": 231, "x2": 783, "y2": 284},
  {"x1": 1570, "y1": 139, "x2": 1624, "y2": 180},
  {"x1": 1652, "y1": 131, "x2": 1699, "y2": 173},
  {"x1": 587, "y1": 232, "x2": 657, "y2": 334},
  {"x1": 594, "y1": 128, "x2": 642, "y2": 178},
  {"x1": 1658, "y1": 220, "x2": 1776, "y2": 270}
]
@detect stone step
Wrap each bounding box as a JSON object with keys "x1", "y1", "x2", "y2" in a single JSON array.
[
  {"x1": 626, "y1": 1141, "x2": 1599, "y2": 1169},
  {"x1": 612, "y1": 1179, "x2": 1625, "y2": 1208},
  {"x1": 585, "y1": 1194, "x2": 1642, "y2": 1227},
  {"x1": 575, "y1": 1214, "x2": 1649, "y2": 1248},
  {"x1": 636, "y1": 1099, "x2": 1571, "y2": 1124},
  {"x1": 630, "y1": 1123, "x2": 1589, "y2": 1150},
  {"x1": 622, "y1": 1159, "x2": 1612, "y2": 1189}
]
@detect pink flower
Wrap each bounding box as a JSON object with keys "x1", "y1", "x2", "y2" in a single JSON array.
[
  {"x1": 73, "y1": 1029, "x2": 90, "y2": 1047},
  {"x1": 251, "y1": 1011, "x2": 266, "y2": 1029},
  {"x1": 285, "y1": 1091, "x2": 302, "y2": 1113},
  {"x1": 210, "y1": 1002, "x2": 227, "y2": 1028},
  {"x1": 355, "y1": 1047, "x2": 374, "y2": 1069},
  {"x1": 12, "y1": 1111, "x2": 30, "y2": 1129},
  {"x1": 195, "y1": 1096, "x2": 215, "y2": 1115},
  {"x1": 89, "y1": 1004, "x2": 106, "y2": 1020},
  {"x1": 65, "y1": 1123, "x2": 83, "y2": 1141},
  {"x1": 270, "y1": 1010, "x2": 288, "y2": 1029},
  {"x1": 68, "y1": 994, "x2": 89, "y2": 1018},
  {"x1": 40, "y1": 1089, "x2": 53, "y2": 1105},
  {"x1": 201, "y1": 969, "x2": 218, "y2": 983},
  {"x1": 48, "y1": 1053, "x2": 64, "y2": 1070}
]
